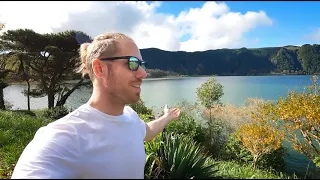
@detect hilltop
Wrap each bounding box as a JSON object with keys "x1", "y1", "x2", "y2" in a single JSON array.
[{"x1": 140, "y1": 44, "x2": 320, "y2": 76}]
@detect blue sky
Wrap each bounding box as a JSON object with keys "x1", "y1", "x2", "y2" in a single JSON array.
[
  {"x1": 153, "y1": 1, "x2": 320, "y2": 48},
  {"x1": 0, "y1": 1, "x2": 319, "y2": 51}
]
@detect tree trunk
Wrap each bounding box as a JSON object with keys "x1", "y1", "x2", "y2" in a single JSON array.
[
  {"x1": 253, "y1": 155, "x2": 258, "y2": 169},
  {"x1": 55, "y1": 79, "x2": 84, "y2": 107},
  {"x1": 209, "y1": 108, "x2": 212, "y2": 143},
  {"x1": 0, "y1": 87, "x2": 5, "y2": 110},
  {"x1": 0, "y1": 82, "x2": 8, "y2": 110},
  {"x1": 47, "y1": 91, "x2": 55, "y2": 109},
  {"x1": 27, "y1": 80, "x2": 31, "y2": 111}
]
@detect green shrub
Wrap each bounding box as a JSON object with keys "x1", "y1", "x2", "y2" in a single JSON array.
[
  {"x1": 128, "y1": 98, "x2": 153, "y2": 116},
  {"x1": 314, "y1": 156, "x2": 320, "y2": 168},
  {"x1": 220, "y1": 132, "x2": 252, "y2": 163},
  {"x1": 144, "y1": 134, "x2": 162, "y2": 179},
  {"x1": 170, "y1": 100, "x2": 232, "y2": 158},
  {"x1": 146, "y1": 69, "x2": 180, "y2": 78},
  {"x1": 144, "y1": 132, "x2": 220, "y2": 179},
  {"x1": 164, "y1": 112, "x2": 209, "y2": 146},
  {"x1": 205, "y1": 118, "x2": 233, "y2": 157},
  {"x1": 41, "y1": 106, "x2": 70, "y2": 120},
  {"x1": 138, "y1": 113, "x2": 154, "y2": 123}
]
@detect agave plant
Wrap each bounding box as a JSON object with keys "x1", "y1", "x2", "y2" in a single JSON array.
[
  {"x1": 144, "y1": 132, "x2": 219, "y2": 179},
  {"x1": 144, "y1": 134, "x2": 164, "y2": 179}
]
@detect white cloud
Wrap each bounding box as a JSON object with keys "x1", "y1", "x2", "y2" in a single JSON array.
[
  {"x1": 0, "y1": 1, "x2": 273, "y2": 52},
  {"x1": 305, "y1": 28, "x2": 320, "y2": 41}
]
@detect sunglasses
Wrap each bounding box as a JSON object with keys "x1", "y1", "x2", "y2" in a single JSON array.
[{"x1": 99, "y1": 56, "x2": 147, "y2": 71}]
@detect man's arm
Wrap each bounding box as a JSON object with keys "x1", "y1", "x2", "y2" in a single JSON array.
[{"x1": 144, "y1": 105, "x2": 181, "y2": 142}]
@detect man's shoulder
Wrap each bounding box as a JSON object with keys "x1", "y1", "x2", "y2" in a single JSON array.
[
  {"x1": 124, "y1": 105, "x2": 136, "y2": 113},
  {"x1": 124, "y1": 105, "x2": 140, "y2": 118},
  {"x1": 34, "y1": 116, "x2": 80, "y2": 146},
  {"x1": 12, "y1": 117, "x2": 82, "y2": 179},
  {"x1": 32, "y1": 105, "x2": 92, "y2": 148}
]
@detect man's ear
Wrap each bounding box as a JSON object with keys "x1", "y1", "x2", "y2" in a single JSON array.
[{"x1": 92, "y1": 59, "x2": 106, "y2": 78}]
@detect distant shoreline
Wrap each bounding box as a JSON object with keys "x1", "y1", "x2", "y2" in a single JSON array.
[{"x1": 6, "y1": 73, "x2": 317, "y2": 86}]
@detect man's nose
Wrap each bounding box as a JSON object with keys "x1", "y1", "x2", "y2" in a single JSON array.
[{"x1": 135, "y1": 66, "x2": 148, "y2": 79}]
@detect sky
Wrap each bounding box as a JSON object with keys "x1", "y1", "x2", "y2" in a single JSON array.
[{"x1": 0, "y1": 1, "x2": 319, "y2": 52}]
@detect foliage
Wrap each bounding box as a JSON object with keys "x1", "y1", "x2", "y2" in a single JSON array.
[
  {"x1": 0, "y1": 55, "x2": 14, "y2": 110},
  {"x1": 222, "y1": 132, "x2": 287, "y2": 173},
  {"x1": 196, "y1": 77, "x2": 224, "y2": 109},
  {"x1": 146, "y1": 69, "x2": 181, "y2": 78},
  {"x1": 298, "y1": 44, "x2": 320, "y2": 74},
  {"x1": 139, "y1": 45, "x2": 318, "y2": 76},
  {"x1": 271, "y1": 47, "x2": 301, "y2": 72},
  {"x1": 144, "y1": 132, "x2": 219, "y2": 179},
  {"x1": 0, "y1": 29, "x2": 91, "y2": 109},
  {"x1": 236, "y1": 119, "x2": 285, "y2": 169},
  {"x1": 196, "y1": 77, "x2": 227, "y2": 156},
  {"x1": 41, "y1": 106, "x2": 70, "y2": 120},
  {"x1": 139, "y1": 113, "x2": 155, "y2": 123},
  {"x1": 255, "y1": 77, "x2": 320, "y2": 165},
  {"x1": 221, "y1": 132, "x2": 253, "y2": 163},
  {"x1": 0, "y1": 110, "x2": 53, "y2": 178},
  {"x1": 206, "y1": 98, "x2": 269, "y2": 132},
  {"x1": 128, "y1": 97, "x2": 153, "y2": 116},
  {"x1": 164, "y1": 112, "x2": 210, "y2": 146},
  {"x1": 144, "y1": 133, "x2": 163, "y2": 179},
  {"x1": 213, "y1": 160, "x2": 297, "y2": 179},
  {"x1": 0, "y1": 108, "x2": 299, "y2": 179},
  {"x1": 313, "y1": 156, "x2": 320, "y2": 168}
]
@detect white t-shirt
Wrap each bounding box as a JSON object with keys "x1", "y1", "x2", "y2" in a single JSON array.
[{"x1": 11, "y1": 104, "x2": 147, "y2": 179}]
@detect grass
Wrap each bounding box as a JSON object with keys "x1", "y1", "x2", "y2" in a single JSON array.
[
  {"x1": 0, "y1": 110, "x2": 54, "y2": 178},
  {"x1": 213, "y1": 160, "x2": 298, "y2": 179}
]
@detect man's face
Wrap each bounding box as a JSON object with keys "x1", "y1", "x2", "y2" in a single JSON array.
[{"x1": 101, "y1": 39, "x2": 147, "y2": 105}]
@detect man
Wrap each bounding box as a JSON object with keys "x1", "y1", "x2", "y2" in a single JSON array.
[{"x1": 11, "y1": 32, "x2": 181, "y2": 179}]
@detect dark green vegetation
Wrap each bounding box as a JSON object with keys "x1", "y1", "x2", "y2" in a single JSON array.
[{"x1": 141, "y1": 45, "x2": 320, "y2": 76}]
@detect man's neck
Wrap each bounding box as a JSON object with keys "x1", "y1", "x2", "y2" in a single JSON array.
[{"x1": 88, "y1": 88, "x2": 125, "y2": 116}]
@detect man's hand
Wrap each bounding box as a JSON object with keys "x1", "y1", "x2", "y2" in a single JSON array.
[
  {"x1": 144, "y1": 104, "x2": 181, "y2": 141},
  {"x1": 163, "y1": 104, "x2": 181, "y2": 121}
]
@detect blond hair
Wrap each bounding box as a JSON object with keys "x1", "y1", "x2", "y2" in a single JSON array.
[{"x1": 77, "y1": 32, "x2": 132, "y2": 80}]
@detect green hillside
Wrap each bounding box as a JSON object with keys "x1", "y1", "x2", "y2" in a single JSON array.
[{"x1": 140, "y1": 44, "x2": 320, "y2": 76}]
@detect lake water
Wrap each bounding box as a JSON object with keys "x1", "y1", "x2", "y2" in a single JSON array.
[
  {"x1": 4, "y1": 75, "x2": 315, "y2": 112},
  {"x1": 3, "y1": 75, "x2": 320, "y2": 177}
]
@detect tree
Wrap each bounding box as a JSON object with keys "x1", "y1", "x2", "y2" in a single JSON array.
[
  {"x1": 298, "y1": 44, "x2": 320, "y2": 74},
  {"x1": 2, "y1": 53, "x2": 33, "y2": 111},
  {"x1": 255, "y1": 75, "x2": 320, "y2": 167},
  {"x1": 17, "y1": 54, "x2": 32, "y2": 110},
  {"x1": 0, "y1": 55, "x2": 12, "y2": 110},
  {"x1": 196, "y1": 77, "x2": 224, "y2": 120},
  {"x1": 196, "y1": 77, "x2": 224, "y2": 150},
  {"x1": 0, "y1": 29, "x2": 92, "y2": 109},
  {"x1": 236, "y1": 121, "x2": 284, "y2": 169},
  {"x1": 271, "y1": 47, "x2": 301, "y2": 72}
]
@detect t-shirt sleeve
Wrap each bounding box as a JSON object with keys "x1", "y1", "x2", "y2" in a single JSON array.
[
  {"x1": 125, "y1": 106, "x2": 147, "y2": 140},
  {"x1": 139, "y1": 118, "x2": 147, "y2": 140},
  {"x1": 11, "y1": 124, "x2": 80, "y2": 179}
]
